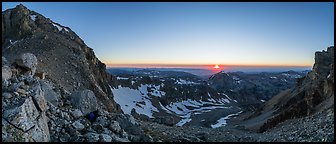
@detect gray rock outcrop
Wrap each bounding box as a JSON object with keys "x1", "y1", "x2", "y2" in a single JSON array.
[
  {"x1": 69, "y1": 89, "x2": 98, "y2": 115},
  {"x1": 15, "y1": 53, "x2": 38, "y2": 76}
]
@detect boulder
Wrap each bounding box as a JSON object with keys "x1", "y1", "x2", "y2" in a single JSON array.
[
  {"x1": 3, "y1": 97, "x2": 39, "y2": 131},
  {"x1": 85, "y1": 132, "x2": 100, "y2": 142},
  {"x1": 72, "y1": 120, "x2": 85, "y2": 131},
  {"x1": 2, "y1": 66, "x2": 12, "y2": 82},
  {"x1": 116, "y1": 114, "x2": 142, "y2": 135},
  {"x1": 71, "y1": 109, "x2": 83, "y2": 119},
  {"x1": 110, "y1": 133, "x2": 130, "y2": 142},
  {"x1": 27, "y1": 113, "x2": 50, "y2": 142},
  {"x1": 15, "y1": 53, "x2": 38, "y2": 76},
  {"x1": 99, "y1": 134, "x2": 112, "y2": 142},
  {"x1": 16, "y1": 88, "x2": 27, "y2": 95},
  {"x1": 96, "y1": 116, "x2": 109, "y2": 127},
  {"x1": 59, "y1": 133, "x2": 71, "y2": 142},
  {"x1": 40, "y1": 80, "x2": 59, "y2": 107},
  {"x1": 109, "y1": 120, "x2": 121, "y2": 133},
  {"x1": 3, "y1": 92, "x2": 13, "y2": 99},
  {"x1": 92, "y1": 124, "x2": 104, "y2": 134},
  {"x1": 2, "y1": 96, "x2": 49, "y2": 141},
  {"x1": 30, "y1": 82, "x2": 48, "y2": 112},
  {"x1": 69, "y1": 89, "x2": 97, "y2": 115}
]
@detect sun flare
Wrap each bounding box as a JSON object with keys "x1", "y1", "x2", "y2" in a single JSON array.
[{"x1": 214, "y1": 65, "x2": 220, "y2": 69}]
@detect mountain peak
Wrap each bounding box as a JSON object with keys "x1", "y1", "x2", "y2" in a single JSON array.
[
  {"x1": 16, "y1": 3, "x2": 28, "y2": 10},
  {"x1": 2, "y1": 4, "x2": 120, "y2": 113}
]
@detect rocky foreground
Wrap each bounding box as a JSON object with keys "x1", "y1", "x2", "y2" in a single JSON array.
[{"x1": 2, "y1": 54, "x2": 152, "y2": 142}]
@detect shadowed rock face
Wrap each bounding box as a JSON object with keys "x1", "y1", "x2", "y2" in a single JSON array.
[
  {"x1": 2, "y1": 4, "x2": 120, "y2": 113},
  {"x1": 257, "y1": 46, "x2": 334, "y2": 132}
]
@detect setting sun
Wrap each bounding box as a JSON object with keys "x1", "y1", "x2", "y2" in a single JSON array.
[{"x1": 214, "y1": 65, "x2": 220, "y2": 69}]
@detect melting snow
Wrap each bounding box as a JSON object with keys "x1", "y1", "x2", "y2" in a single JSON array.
[
  {"x1": 9, "y1": 40, "x2": 18, "y2": 45},
  {"x1": 282, "y1": 73, "x2": 302, "y2": 78},
  {"x1": 211, "y1": 111, "x2": 243, "y2": 128},
  {"x1": 176, "y1": 113, "x2": 192, "y2": 126},
  {"x1": 64, "y1": 28, "x2": 69, "y2": 32},
  {"x1": 52, "y1": 23, "x2": 63, "y2": 31},
  {"x1": 175, "y1": 79, "x2": 200, "y2": 85},
  {"x1": 111, "y1": 85, "x2": 159, "y2": 118},
  {"x1": 170, "y1": 99, "x2": 231, "y2": 127},
  {"x1": 138, "y1": 84, "x2": 165, "y2": 97},
  {"x1": 176, "y1": 118, "x2": 192, "y2": 126},
  {"x1": 117, "y1": 77, "x2": 129, "y2": 80},
  {"x1": 159, "y1": 102, "x2": 173, "y2": 114}
]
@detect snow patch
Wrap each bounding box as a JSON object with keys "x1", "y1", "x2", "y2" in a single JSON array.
[
  {"x1": 159, "y1": 102, "x2": 173, "y2": 114},
  {"x1": 138, "y1": 84, "x2": 165, "y2": 97},
  {"x1": 176, "y1": 118, "x2": 192, "y2": 126},
  {"x1": 111, "y1": 86, "x2": 159, "y2": 118},
  {"x1": 30, "y1": 14, "x2": 37, "y2": 21},
  {"x1": 9, "y1": 40, "x2": 18, "y2": 45},
  {"x1": 211, "y1": 111, "x2": 243, "y2": 128},
  {"x1": 175, "y1": 79, "x2": 200, "y2": 85},
  {"x1": 52, "y1": 23, "x2": 63, "y2": 31},
  {"x1": 176, "y1": 113, "x2": 192, "y2": 126},
  {"x1": 117, "y1": 77, "x2": 129, "y2": 80}
]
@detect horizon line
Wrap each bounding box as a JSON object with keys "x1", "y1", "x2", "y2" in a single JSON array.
[{"x1": 105, "y1": 63, "x2": 313, "y2": 68}]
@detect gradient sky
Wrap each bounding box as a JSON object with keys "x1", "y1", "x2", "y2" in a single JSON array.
[{"x1": 2, "y1": 2, "x2": 334, "y2": 67}]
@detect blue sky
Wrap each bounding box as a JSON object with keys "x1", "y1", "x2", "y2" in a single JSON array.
[{"x1": 2, "y1": 2, "x2": 334, "y2": 67}]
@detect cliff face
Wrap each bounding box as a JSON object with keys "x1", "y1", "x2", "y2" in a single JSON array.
[
  {"x1": 2, "y1": 4, "x2": 120, "y2": 113},
  {"x1": 255, "y1": 46, "x2": 334, "y2": 132}
]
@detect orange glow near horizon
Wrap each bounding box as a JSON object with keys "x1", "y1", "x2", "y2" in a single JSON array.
[{"x1": 104, "y1": 63, "x2": 313, "y2": 68}]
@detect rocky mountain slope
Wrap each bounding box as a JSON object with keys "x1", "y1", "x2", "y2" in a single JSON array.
[
  {"x1": 2, "y1": 4, "x2": 119, "y2": 113},
  {"x1": 208, "y1": 70, "x2": 307, "y2": 111},
  {"x1": 2, "y1": 4, "x2": 152, "y2": 142},
  {"x1": 2, "y1": 54, "x2": 153, "y2": 142},
  {"x1": 239, "y1": 46, "x2": 334, "y2": 132}
]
